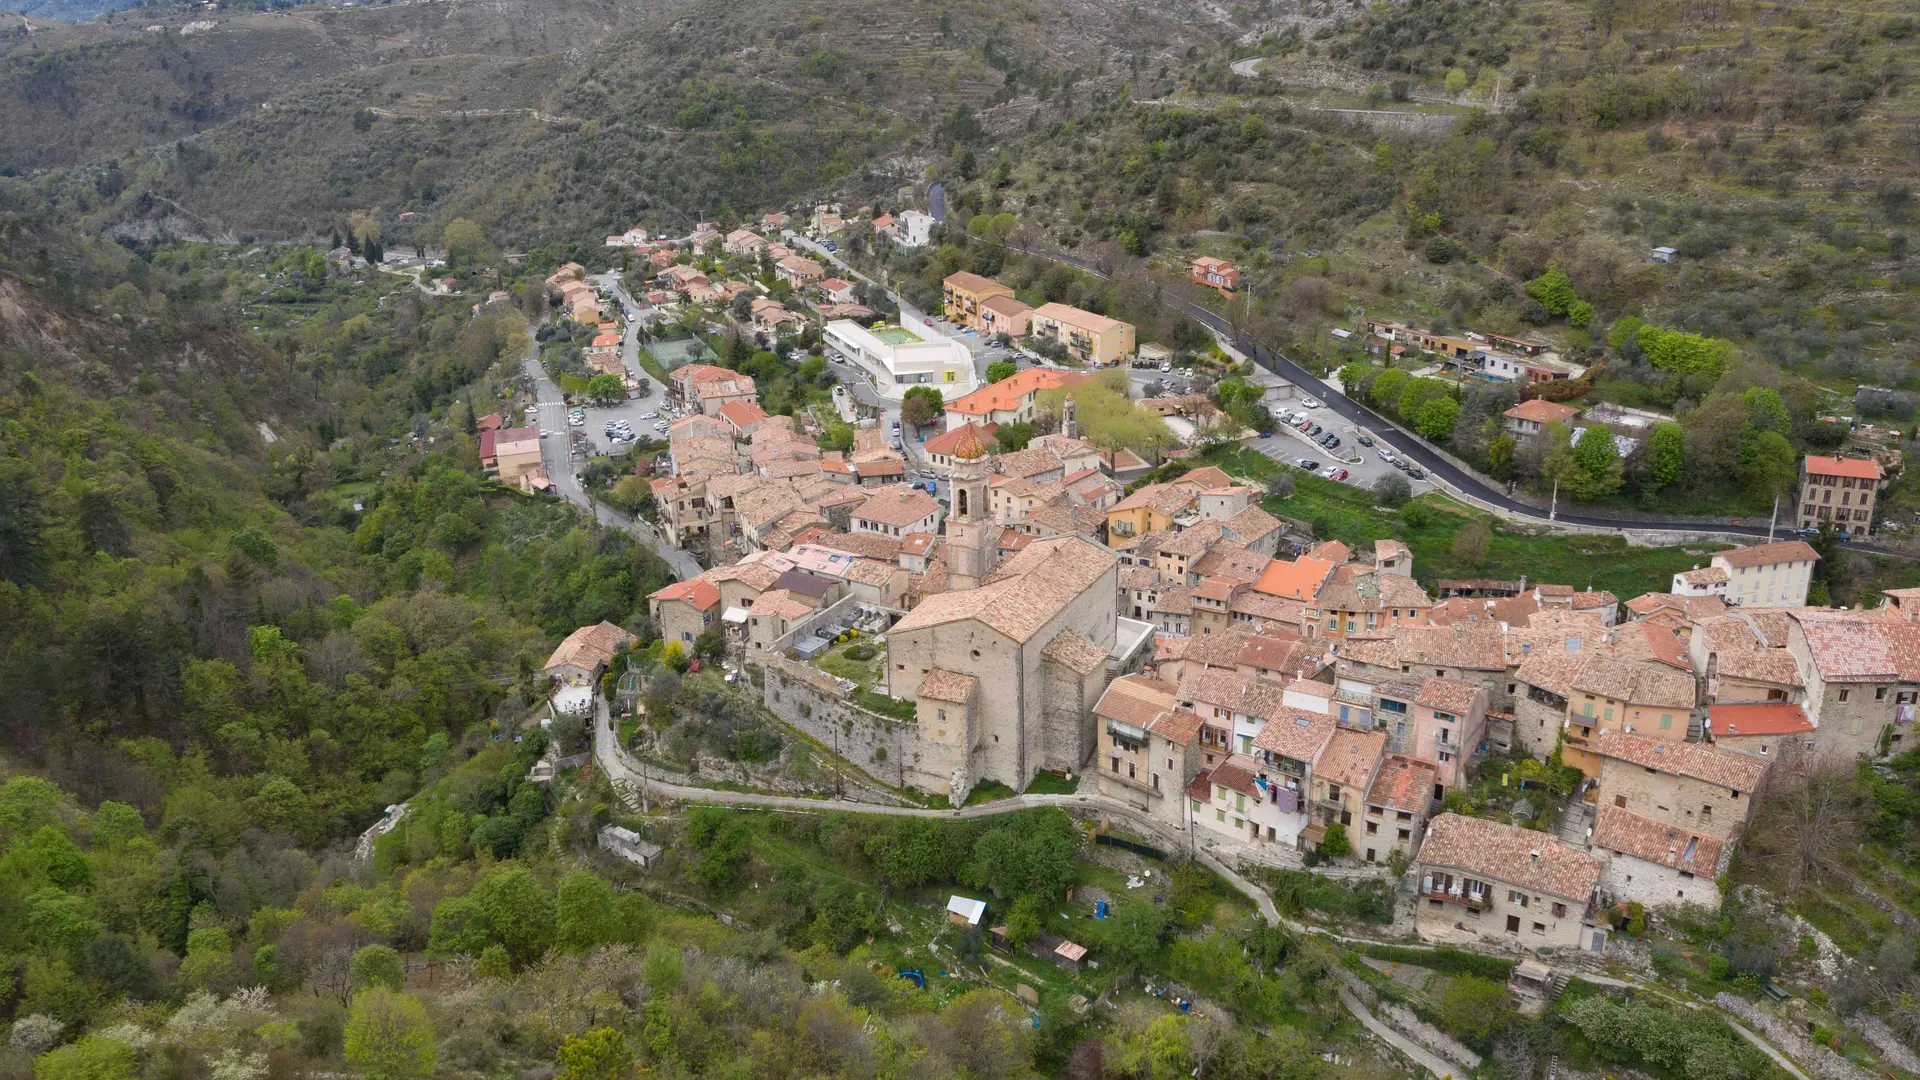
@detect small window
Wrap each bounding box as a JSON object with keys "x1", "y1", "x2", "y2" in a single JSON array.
[
  {"x1": 1839, "y1": 688, "x2": 1851, "y2": 703},
  {"x1": 1552, "y1": 902, "x2": 1567, "y2": 918},
  {"x1": 1532, "y1": 922, "x2": 1546, "y2": 935},
  {"x1": 1615, "y1": 794, "x2": 1627, "y2": 808}
]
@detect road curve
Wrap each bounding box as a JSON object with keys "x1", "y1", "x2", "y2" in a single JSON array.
[
  {"x1": 591, "y1": 698, "x2": 1281, "y2": 921},
  {"x1": 971, "y1": 235, "x2": 1912, "y2": 556}
]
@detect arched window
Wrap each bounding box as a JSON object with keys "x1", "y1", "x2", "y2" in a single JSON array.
[{"x1": 958, "y1": 488, "x2": 969, "y2": 517}]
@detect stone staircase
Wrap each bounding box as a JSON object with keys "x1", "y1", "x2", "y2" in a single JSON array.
[{"x1": 1557, "y1": 801, "x2": 1595, "y2": 845}]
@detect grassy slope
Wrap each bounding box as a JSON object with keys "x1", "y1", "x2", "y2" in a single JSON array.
[{"x1": 1213, "y1": 448, "x2": 1739, "y2": 600}]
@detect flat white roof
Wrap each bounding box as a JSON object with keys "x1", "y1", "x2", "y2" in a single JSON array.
[{"x1": 946, "y1": 895, "x2": 987, "y2": 925}]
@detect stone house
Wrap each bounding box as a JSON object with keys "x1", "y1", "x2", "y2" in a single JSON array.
[
  {"x1": 1361, "y1": 756, "x2": 1437, "y2": 865},
  {"x1": 648, "y1": 580, "x2": 721, "y2": 647},
  {"x1": 544, "y1": 621, "x2": 640, "y2": 687},
  {"x1": 1414, "y1": 813, "x2": 1608, "y2": 954},
  {"x1": 1405, "y1": 676, "x2": 1489, "y2": 794},
  {"x1": 1591, "y1": 804, "x2": 1727, "y2": 912},
  {"x1": 1589, "y1": 730, "x2": 1768, "y2": 843},
  {"x1": 1785, "y1": 609, "x2": 1920, "y2": 760},
  {"x1": 1094, "y1": 675, "x2": 1203, "y2": 828},
  {"x1": 1309, "y1": 727, "x2": 1388, "y2": 836},
  {"x1": 1511, "y1": 653, "x2": 1588, "y2": 762},
  {"x1": 1559, "y1": 657, "x2": 1699, "y2": 780},
  {"x1": 1711, "y1": 540, "x2": 1819, "y2": 607}
]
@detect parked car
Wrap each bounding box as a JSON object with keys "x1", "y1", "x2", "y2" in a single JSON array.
[
  {"x1": 1408, "y1": 467, "x2": 1426, "y2": 480},
  {"x1": 1308, "y1": 424, "x2": 1323, "y2": 436},
  {"x1": 1159, "y1": 362, "x2": 1174, "y2": 373},
  {"x1": 1329, "y1": 469, "x2": 1349, "y2": 481},
  {"x1": 1296, "y1": 458, "x2": 1320, "y2": 470},
  {"x1": 1378, "y1": 450, "x2": 1397, "y2": 464},
  {"x1": 1394, "y1": 458, "x2": 1412, "y2": 472},
  {"x1": 1300, "y1": 397, "x2": 1322, "y2": 409},
  {"x1": 1357, "y1": 435, "x2": 1373, "y2": 447}
]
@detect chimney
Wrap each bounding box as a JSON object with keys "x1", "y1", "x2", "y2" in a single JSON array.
[{"x1": 1529, "y1": 850, "x2": 1541, "y2": 868}]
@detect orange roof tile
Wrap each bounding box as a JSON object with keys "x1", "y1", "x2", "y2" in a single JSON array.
[
  {"x1": 1803, "y1": 455, "x2": 1882, "y2": 480},
  {"x1": 1254, "y1": 557, "x2": 1334, "y2": 601}
]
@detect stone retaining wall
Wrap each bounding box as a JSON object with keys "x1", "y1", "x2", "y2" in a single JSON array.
[{"x1": 759, "y1": 660, "x2": 948, "y2": 798}]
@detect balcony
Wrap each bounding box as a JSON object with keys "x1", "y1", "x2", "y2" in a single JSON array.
[{"x1": 1419, "y1": 887, "x2": 1489, "y2": 913}]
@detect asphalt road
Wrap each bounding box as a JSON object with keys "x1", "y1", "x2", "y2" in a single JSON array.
[
  {"x1": 969, "y1": 235, "x2": 1893, "y2": 546},
  {"x1": 518, "y1": 341, "x2": 704, "y2": 581}
]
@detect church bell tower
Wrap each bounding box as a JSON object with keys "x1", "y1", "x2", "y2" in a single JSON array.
[{"x1": 946, "y1": 424, "x2": 996, "y2": 591}]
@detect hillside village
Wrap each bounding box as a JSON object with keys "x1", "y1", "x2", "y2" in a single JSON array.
[{"x1": 494, "y1": 202, "x2": 1920, "y2": 970}]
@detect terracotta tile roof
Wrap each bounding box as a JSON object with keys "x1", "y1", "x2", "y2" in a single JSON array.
[
  {"x1": 1113, "y1": 481, "x2": 1198, "y2": 515},
  {"x1": 1571, "y1": 590, "x2": 1618, "y2": 610},
  {"x1": 1148, "y1": 709, "x2": 1206, "y2": 746},
  {"x1": 1592, "y1": 730, "x2": 1768, "y2": 791},
  {"x1": 948, "y1": 369, "x2": 1091, "y2": 418},
  {"x1": 925, "y1": 422, "x2": 998, "y2": 457},
  {"x1": 1789, "y1": 609, "x2": 1902, "y2": 681},
  {"x1": 1678, "y1": 566, "x2": 1729, "y2": 586},
  {"x1": 1152, "y1": 584, "x2": 1193, "y2": 616},
  {"x1": 1610, "y1": 621, "x2": 1693, "y2": 672},
  {"x1": 852, "y1": 485, "x2": 941, "y2": 527},
  {"x1": 1374, "y1": 539, "x2": 1412, "y2": 563},
  {"x1": 1504, "y1": 399, "x2": 1580, "y2": 425},
  {"x1": 1570, "y1": 657, "x2": 1696, "y2": 708},
  {"x1": 1160, "y1": 521, "x2": 1228, "y2": 558},
  {"x1": 1252, "y1": 706, "x2": 1339, "y2": 763},
  {"x1": 1392, "y1": 625, "x2": 1508, "y2": 671},
  {"x1": 1592, "y1": 805, "x2": 1724, "y2": 874},
  {"x1": 1254, "y1": 557, "x2": 1335, "y2": 601},
  {"x1": 1194, "y1": 577, "x2": 1238, "y2": 603},
  {"x1": 749, "y1": 588, "x2": 817, "y2": 620},
  {"x1": 1416, "y1": 677, "x2": 1484, "y2": 714},
  {"x1": 891, "y1": 536, "x2": 1116, "y2": 644},
  {"x1": 1366, "y1": 756, "x2": 1437, "y2": 812},
  {"x1": 1717, "y1": 540, "x2": 1819, "y2": 569},
  {"x1": 1317, "y1": 729, "x2": 1387, "y2": 788},
  {"x1": 1120, "y1": 566, "x2": 1161, "y2": 591},
  {"x1": 1207, "y1": 755, "x2": 1264, "y2": 798},
  {"x1": 1696, "y1": 616, "x2": 1760, "y2": 653},
  {"x1": 1737, "y1": 609, "x2": 1796, "y2": 647},
  {"x1": 1231, "y1": 591, "x2": 1309, "y2": 628},
  {"x1": 1803, "y1": 455, "x2": 1881, "y2": 480},
  {"x1": 943, "y1": 270, "x2": 1009, "y2": 295},
  {"x1": 1306, "y1": 540, "x2": 1351, "y2": 564},
  {"x1": 1222, "y1": 505, "x2": 1285, "y2": 543},
  {"x1": 917, "y1": 669, "x2": 978, "y2": 703},
  {"x1": 1710, "y1": 702, "x2": 1813, "y2": 737},
  {"x1": 1317, "y1": 563, "x2": 1434, "y2": 614},
  {"x1": 791, "y1": 528, "x2": 904, "y2": 561},
  {"x1": 1186, "y1": 770, "x2": 1218, "y2": 801},
  {"x1": 1043, "y1": 629, "x2": 1110, "y2": 674},
  {"x1": 1712, "y1": 648, "x2": 1803, "y2": 687},
  {"x1": 1514, "y1": 653, "x2": 1589, "y2": 698},
  {"x1": 544, "y1": 621, "x2": 638, "y2": 671},
  {"x1": 651, "y1": 579, "x2": 721, "y2": 611},
  {"x1": 1094, "y1": 674, "x2": 1179, "y2": 728},
  {"x1": 1418, "y1": 813, "x2": 1603, "y2": 902}
]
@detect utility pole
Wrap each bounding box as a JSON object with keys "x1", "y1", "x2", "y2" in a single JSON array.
[
  {"x1": 1768, "y1": 491, "x2": 1779, "y2": 542},
  {"x1": 1549, "y1": 477, "x2": 1559, "y2": 522}
]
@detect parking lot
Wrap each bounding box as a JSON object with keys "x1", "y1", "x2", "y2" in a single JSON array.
[
  {"x1": 544, "y1": 391, "x2": 677, "y2": 461},
  {"x1": 1251, "y1": 402, "x2": 1434, "y2": 496}
]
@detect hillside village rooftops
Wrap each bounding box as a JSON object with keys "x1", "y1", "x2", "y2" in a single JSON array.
[
  {"x1": 1678, "y1": 567, "x2": 1729, "y2": 586},
  {"x1": 1317, "y1": 564, "x2": 1433, "y2": 613},
  {"x1": 1419, "y1": 813, "x2": 1603, "y2": 901},
  {"x1": 1717, "y1": 540, "x2": 1820, "y2": 568},
  {"x1": 1789, "y1": 608, "x2": 1913, "y2": 680},
  {"x1": 1112, "y1": 482, "x2": 1198, "y2": 515},
  {"x1": 1589, "y1": 731, "x2": 1769, "y2": 791},
  {"x1": 1592, "y1": 805, "x2": 1724, "y2": 874},
  {"x1": 1712, "y1": 648, "x2": 1804, "y2": 686}
]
